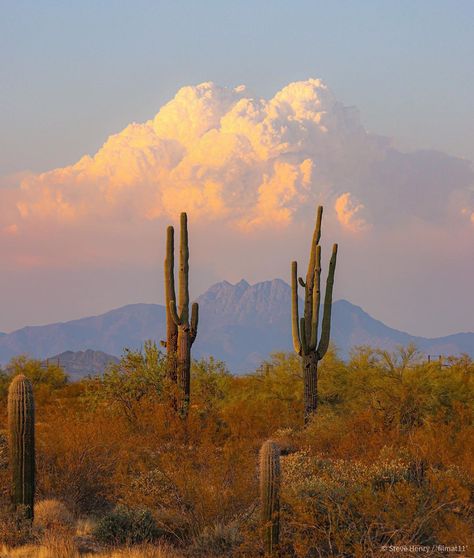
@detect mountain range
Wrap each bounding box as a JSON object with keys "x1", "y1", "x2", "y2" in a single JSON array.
[{"x1": 0, "y1": 279, "x2": 472, "y2": 375}]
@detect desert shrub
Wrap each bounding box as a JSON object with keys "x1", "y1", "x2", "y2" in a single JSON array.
[
  {"x1": 281, "y1": 450, "x2": 473, "y2": 556},
  {"x1": 0, "y1": 431, "x2": 7, "y2": 469},
  {"x1": 37, "y1": 410, "x2": 122, "y2": 515},
  {"x1": 93, "y1": 505, "x2": 159, "y2": 545},
  {"x1": 96, "y1": 545, "x2": 184, "y2": 557},
  {"x1": 128, "y1": 468, "x2": 184, "y2": 512},
  {"x1": 190, "y1": 520, "x2": 243, "y2": 557},
  {"x1": 94, "y1": 342, "x2": 166, "y2": 424},
  {"x1": 191, "y1": 357, "x2": 233, "y2": 415},
  {"x1": 34, "y1": 499, "x2": 74, "y2": 531},
  {"x1": 5, "y1": 355, "x2": 68, "y2": 389},
  {"x1": 0, "y1": 345, "x2": 470, "y2": 555},
  {"x1": 0, "y1": 504, "x2": 36, "y2": 547},
  {"x1": 156, "y1": 441, "x2": 257, "y2": 536},
  {"x1": 0, "y1": 369, "x2": 9, "y2": 401}
]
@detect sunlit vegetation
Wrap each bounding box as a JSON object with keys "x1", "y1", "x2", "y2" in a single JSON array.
[{"x1": 0, "y1": 344, "x2": 472, "y2": 556}]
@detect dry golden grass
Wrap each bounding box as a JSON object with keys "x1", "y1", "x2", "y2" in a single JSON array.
[
  {"x1": 0, "y1": 543, "x2": 183, "y2": 558},
  {"x1": 34, "y1": 499, "x2": 74, "y2": 531}
]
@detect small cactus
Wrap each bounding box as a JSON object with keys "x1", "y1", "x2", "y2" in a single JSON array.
[
  {"x1": 8, "y1": 374, "x2": 35, "y2": 519},
  {"x1": 259, "y1": 440, "x2": 281, "y2": 556}
]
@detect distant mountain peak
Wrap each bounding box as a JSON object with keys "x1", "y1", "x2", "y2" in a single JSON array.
[{"x1": 0, "y1": 279, "x2": 472, "y2": 375}]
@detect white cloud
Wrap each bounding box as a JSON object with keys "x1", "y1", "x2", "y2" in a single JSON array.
[
  {"x1": 0, "y1": 78, "x2": 472, "y2": 270},
  {"x1": 1, "y1": 79, "x2": 385, "y2": 231}
]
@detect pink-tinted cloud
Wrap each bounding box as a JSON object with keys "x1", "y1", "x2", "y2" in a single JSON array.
[
  {"x1": 2, "y1": 79, "x2": 473, "y2": 237},
  {"x1": 0, "y1": 80, "x2": 388, "y2": 237},
  {"x1": 334, "y1": 192, "x2": 371, "y2": 232}
]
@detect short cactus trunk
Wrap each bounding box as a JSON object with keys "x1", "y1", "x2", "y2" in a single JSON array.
[
  {"x1": 303, "y1": 352, "x2": 318, "y2": 421},
  {"x1": 260, "y1": 440, "x2": 281, "y2": 556},
  {"x1": 8, "y1": 374, "x2": 35, "y2": 519},
  {"x1": 177, "y1": 325, "x2": 191, "y2": 413}
]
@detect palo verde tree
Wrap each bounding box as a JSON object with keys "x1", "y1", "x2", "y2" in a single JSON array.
[
  {"x1": 291, "y1": 206, "x2": 338, "y2": 423},
  {"x1": 164, "y1": 212, "x2": 199, "y2": 416}
]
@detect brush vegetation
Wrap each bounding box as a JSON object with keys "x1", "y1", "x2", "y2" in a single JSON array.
[{"x1": 0, "y1": 343, "x2": 472, "y2": 556}]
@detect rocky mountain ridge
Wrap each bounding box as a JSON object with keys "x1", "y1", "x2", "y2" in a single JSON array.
[{"x1": 0, "y1": 279, "x2": 472, "y2": 374}]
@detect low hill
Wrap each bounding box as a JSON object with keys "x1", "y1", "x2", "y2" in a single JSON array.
[{"x1": 47, "y1": 349, "x2": 119, "y2": 381}]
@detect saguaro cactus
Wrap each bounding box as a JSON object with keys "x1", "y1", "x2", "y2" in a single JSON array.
[
  {"x1": 259, "y1": 440, "x2": 281, "y2": 556},
  {"x1": 164, "y1": 225, "x2": 178, "y2": 385},
  {"x1": 292, "y1": 206, "x2": 337, "y2": 423},
  {"x1": 166, "y1": 212, "x2": 199, "y2": 415},
  {"x1": 8, "y1": 374, "x2": 35, "y2": 519}
]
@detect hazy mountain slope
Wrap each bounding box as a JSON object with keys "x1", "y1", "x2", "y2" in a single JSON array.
[
  {"x1": 47, "y1": 350, "x2": 119, "y2": 381},
  {"x1": 0, "y1": 304, "x2": 166, "y2": 364},
  {"x1": 0, "y1": 279, "x2": 472, "y2": 374}
]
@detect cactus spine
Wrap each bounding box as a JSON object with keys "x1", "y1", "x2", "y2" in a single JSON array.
[
  {"x1": 292, "y1": 206, "x2": 337, "y2": 423},
  {"x1": 166, "y1": 213, "x2": 199, "y2": 416},
  {"x1": 8, "y1": 374, "x2": 35, "y2": 519},
  {"x1": 259, "y1": 440, "x2": 281, "y2": 556}
]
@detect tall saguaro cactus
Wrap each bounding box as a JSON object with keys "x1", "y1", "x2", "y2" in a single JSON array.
[
  {"x1": 292, "y1": 206, "x2": 338, "y2": 423},
  {"x1": 259, "y1": 440, "x2": 281, "y2": 556},
  {"x1": 164, "y1": 225, "x2": 178, "y2": 385},
  {"x1": 8, "y1": 374, "x2": 35, "y2": 519},
  {"x1": 166, "y1": 212, "x2": 199, "y2": 415}
]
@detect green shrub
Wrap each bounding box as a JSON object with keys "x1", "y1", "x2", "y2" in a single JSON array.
[{"x1": 93, "y1": 505, "x2": 159, "y2": 545}]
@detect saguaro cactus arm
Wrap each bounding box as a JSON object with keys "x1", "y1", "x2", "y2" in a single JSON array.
[
  {"x1": 165, "y1": 226, "x2": 177, "y2": 312},
  {"x1": 165, "y1": 226, "x2": 178, "y2": 333},
  {"x1": 164, "y1": 224, "x2": 179, "y2": 384},
  {"x1": 178, "y1": 212, "x2": 189, "y2": 323},
  {"x1": 317, "y1": 243, "x2": 338, "y2": 359},
  {"x1": 300, "y1": 318, "x2": 308, "y2": 355},
  {"x1": 169, "y1": 300, "x2": 182, "y2": 326},
  {"x1": 291, "y1": 261, "x2": 302, "y2": 356},
  {"x1": 306, "y1": 205, "x2": 323, "y2": 279},
  {"x1": 304, "y1": 207, "x2": 323, "y2": 347},
  {"x1": 309, "y1": 244, "x2": 321, "y2": 351},
  {"x1": 190, "y1": 302, "x2": 199, "y2": 345}
]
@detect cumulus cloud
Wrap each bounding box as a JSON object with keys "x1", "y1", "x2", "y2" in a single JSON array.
[
  {"x1": 0, "y1": 78, "x2": 473, "y2": 264},
  {"x1": 0, "y1": 79, "x2": 382, "y2": 232},
  {"x1": 334, "y1": 192, "x2": 371, "y2": 232}
]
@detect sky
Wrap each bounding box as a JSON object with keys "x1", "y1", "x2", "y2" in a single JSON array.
[{"x1": 0, "y1": 0, "x2": 473, "y2": 337}]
